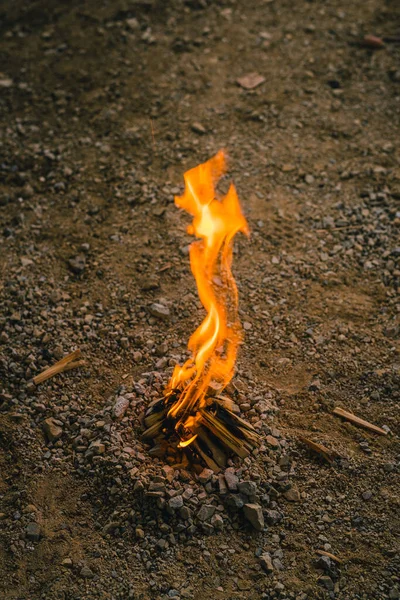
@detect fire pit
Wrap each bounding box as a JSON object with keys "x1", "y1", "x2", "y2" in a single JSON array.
[{"x1": 143, "y1": 150, "x2": 260, "y2": 471}]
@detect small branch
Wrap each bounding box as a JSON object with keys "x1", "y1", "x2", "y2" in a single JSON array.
[
  {"x1": 333, "y1": 407, "x2": 387, "y2": 436},
  {"x1": 33, "y1": 349, "x2": 83, "y2": 385},
  {"x1": 316, "y1": 549, "x2": 342, "y2": 564},
  {"x1": 299, "y1": 436, "x2": 340, "y2": 464}
]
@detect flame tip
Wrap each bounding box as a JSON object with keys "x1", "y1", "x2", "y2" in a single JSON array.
[{"x1": 169, "y1": 150, "x2": 248, "y2": 442}]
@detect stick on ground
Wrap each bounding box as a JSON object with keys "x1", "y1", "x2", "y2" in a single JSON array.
[
  {"x1": 33, "y1": 349, "x2": 84, "y2": 385},
  {"x1": 333, "y1": 407, "x2": 387, "y2": 436},
  {"x1": 316, "y1": 549, "x2": 343, "y2": 564},
  {"x1": 299, "y1": 436, "x2": 340, "y2": 464}
]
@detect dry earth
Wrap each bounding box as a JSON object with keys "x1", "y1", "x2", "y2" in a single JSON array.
[{"x1": 0, "y1": 1, "x2": 399, "y2": 599}]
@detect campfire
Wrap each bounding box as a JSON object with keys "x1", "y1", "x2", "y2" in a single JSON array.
[{"x1": 143, "y1": 150, "x2": 260, "y2": 471}]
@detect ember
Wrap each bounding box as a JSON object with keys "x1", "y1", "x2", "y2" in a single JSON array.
[{"x1": 144, "y1": 150, "x2": 259, "y2": 471}]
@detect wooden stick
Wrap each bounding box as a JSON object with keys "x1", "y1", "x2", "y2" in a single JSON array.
[
  {"x1": 299, "y1": 436, "x2": 340, "y2": 464},
  {"x1": 192, "y1": 440, "x2": 220, "y2": 472},
  {"x1": 33, "y1": 349, "x2": 82, "y2": 385},
  {"x1": 333, "y1": 407, "x2": 387, "y2": 436},
  {"x1": 316, "y1": 549, "x2": 342, "y2": 564}
]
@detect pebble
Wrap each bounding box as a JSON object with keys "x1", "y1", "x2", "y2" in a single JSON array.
[
  {"x1": 224, "y1": 468, "x2": 239, "y2": 491},
  {"x1": 168, "y1": 495, "x2": 184, "y2": 510},
  {"x1": 197, "y1": 504, "x2": 216, "y2": 522},
  {"x1": 113, "y1": 396, "x2": 130, "y2": 420},
  {"x1": 198, "y1": 468, "x2": 214, "y2": 484},
  {"x1": 260, "y1": 553, "x2": 274, "y2": 573},
  {"x1": 149, "y1": 303, "x2": 170, "y2": 320},
  {"x1": 191, "y1": 122, "x2": 207, "y2": 135},
  {"x1": 68, "y1": 255, "x2": 86, "y2": 274},
  {"x1": 238, "y1": 481, "x2": 258, "y2": 496},
  {"x1": 80, "y1": 566, "x2": 94, "y2": 579},
  {"x1": 61, "y1": 558, "x2": 73, "y2": 568},
  {"x1": 26, "y1": 522, "x2": 41, "y2": 542},
  {"x1": 243, "y1": 503, "x2": 264, "y2": 530},
  {"x1": 42, "y1": 417, "x2": 63, "y2": 443},
  {"x1": 318, "y1": 575, "x2": 334, "y2": 591},
  {"x1": 283, "y1": 485, "x2": 300, "y2": 502}
]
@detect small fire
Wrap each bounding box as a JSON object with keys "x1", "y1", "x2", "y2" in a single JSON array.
[{"x1": 167, "y1": 150, "x2": 249, "y2": 446}]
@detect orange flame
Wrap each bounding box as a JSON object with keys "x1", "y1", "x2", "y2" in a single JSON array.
[{"x1": 168, "y1": 150, "x2": 249, "y2": 445}]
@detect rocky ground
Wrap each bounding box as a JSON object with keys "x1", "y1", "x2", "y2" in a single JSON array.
[{"x1": 0, "y1": 0, "x2": 399, "y2": 599}]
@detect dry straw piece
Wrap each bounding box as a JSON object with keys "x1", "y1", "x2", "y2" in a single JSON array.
[{"x1": 33, "y1": 349, "x2": 84, "y2": 385}]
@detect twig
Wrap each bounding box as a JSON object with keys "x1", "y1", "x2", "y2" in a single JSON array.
[
  {"x1": 33, "y1": 349, "x2": 83, "y2": 385},
  {"x1": 316, "y1": 549, "x2": 343, "y2": 564},
  {"x1": 333, "y1": 407, "x2": 387, "y2": 436},
  {"x1": 299, "y1": 436, "x2": 340, "y2": 464}
]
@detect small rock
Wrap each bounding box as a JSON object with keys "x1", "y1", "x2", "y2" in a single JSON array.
[
  {"x1": 42, "y1": 417, "x2": 63, "y2": 442},
  {"x1": 197, "y1": 504, "x2": 216, "y2": 522},
  {"x1": 113, "y1": 396, "x2": 129, "y2": 420},
  {"x1": 265, "y1": 509, "x2": 282, "y2": 525},
  {"x1": 238, "y1": 481, "x2": 258, "y2": 496},
  {"x1": 68, "y1": 255, "x2": 86, "y2": 274},
  {"x1": 318, "y1": 575, "x2": 334, "y2": 591},
  {"x1": 149, "y1": 303, "x2": 170, "y2": 320},
  {"x1": 198, "y1": 468, "x2": 214, "y2": 484},
  {"x1": 283, "y1": 485, "x2": 300, "y2": 502},
  {"x1": 0, "y1": 78, "x2": 13, "y2": 88},
  {"x1": 168, "y1": 495, "x2": 184, "y2": 510},
  {"x1": 211, "y1": 514, "x2": 223, "y2": 529},
  {"x1": 191, "y1": 122, "x2": 207, "y2": 135},
  {"x1": 224, "y1": 467, "x2": 238, "y2": 491},
  {"x1": 80, "y1": 566, "x2": 94, "y2": 579},
  {"x1": 236, "y1": 72, "x2": 266, "y2": 90},
  {"x1": 26, "y1": 522, "x2": 41, "y2": 542},
  {"x1": 61, "y1": 558, "x2": 73, "y2": 568},
  {"x1": 260, "y1": 553, "x2": 274, "y2": 573},
  {"x1": 266, "y1": 435, "x2": 280, "y2": 449},
  {"x1": 126, "y1": 17, "x2": 140, "y2": 30},
  {"x1": 243, "y1": 503, "x2": 264, "y2": 531},
  {"x1": 225, "y1": 494, "x2": 244, "y2": 510},
  {"x1": 90, "y1": 440, "x2": 106, "y2": 454},
  {"x1": 316, "y1": 556, "x2": 332, "y2": 574}
]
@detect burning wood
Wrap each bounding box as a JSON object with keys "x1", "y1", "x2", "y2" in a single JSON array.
[{"x1": 143, "y1": 151, "x2": 260, "y2": 469}]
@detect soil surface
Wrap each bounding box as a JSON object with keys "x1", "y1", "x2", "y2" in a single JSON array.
[{"x1": 0, "y1": 1, "x2": 399, "y2": 599}]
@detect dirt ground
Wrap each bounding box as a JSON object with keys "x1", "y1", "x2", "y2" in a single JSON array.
[{"x1": 0, "y1": 0, "x2": 399, "y2": 599}]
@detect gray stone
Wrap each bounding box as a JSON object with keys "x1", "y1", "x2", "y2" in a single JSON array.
[
  {"x1": 238, "y1": 481, "x2": 258, "y2": 496},
  {"x1": 272, "y1": 558, "x2": 284, "y2": 570},
  {"x1": 211, "y1": 514, "x2": 223, "y2": 529},
  {"x1": 149, "y1": 303, "x2": 170, "y2": 320},
  {"x1": 179, "y1": 506, "x2": 191, "y2": 520},
  {"x1": 113, "y1": 396, "x2": 129, "y2": 420},
  {"x1": 225, "y1": 494, "x2": 244, "y2": 510},
  {"x1": 198, "y1": 468, "x2": 214, "y2": 484},
  {"x1": 319, "y1": 576, "x2": 334, "y2": 591},
  {"x1": 197, "y1": 504, "x2": 216, "y2": 522},
  {"x1": 224, "y1": 467, "x2": 238, "y2": 491},
  {"x1": 168, "y1": 495, "x2": 184, "y2": 510},
  {"x1": 80, "y1": 566, "x2": 94, "y2": 579},
  {"x1": 243, "y1": 503, "x2": 264, "y2": 531},
  {"x1": 265, "y1": 509, "x2": 282, "y2": 525},
  {"x1": 26, "y1": 522, "x2": 41, "y2": 542}
]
